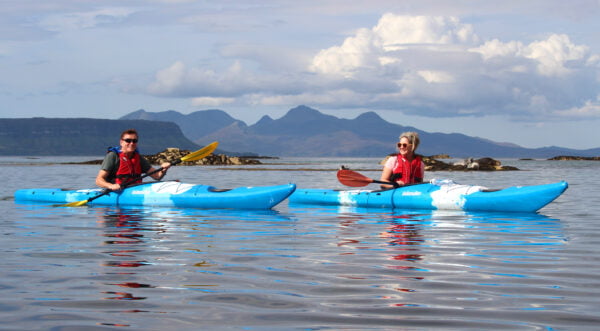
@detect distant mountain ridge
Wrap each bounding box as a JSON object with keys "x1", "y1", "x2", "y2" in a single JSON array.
[
  {"x1": 121, "y1": 106, "x2": 600, "y2": 158},
  {"x1": 121, "y1": 109, "x2": 243, "y2": 142},
  {"x1": 1, "y1": 107, "x2": 595, "y2": 157}
]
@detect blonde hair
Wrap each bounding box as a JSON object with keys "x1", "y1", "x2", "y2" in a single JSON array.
[{"x1": 399, "y1": 131, "x2": 420, "y2": 152}]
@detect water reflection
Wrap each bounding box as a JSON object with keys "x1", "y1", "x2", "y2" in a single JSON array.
[
  {"x1": 95, "y1": 207, "x2": 168, "y2": 301},
  {"x1": 102, "y1": 291, "x2": 147, "y2": 301},
  {"x1": 9, "y1": 201, "x2": 578, "y2": 329},
  {"x1": 94, "y1": 206, "x2": 299, "y2": 302},
  {"x1": 333, "y1": 209, "x2": 429, "y2": 306},
  {"x1": 380, "y1": 216, "x2": 424, "y2": 265},
  {"x1": 307, "y1": 205, "x2": 567, "y2": 310},
  {"x1": 337, "y1": 211, "x2": 426, "y2": 264}
]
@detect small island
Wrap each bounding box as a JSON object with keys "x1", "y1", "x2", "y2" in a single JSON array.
[
  {"x1": 146, "y1": 148, "x2": 262, "y2": 166},
  {"x1": 76, "y1": 148, "x2": 263, "y2": 166},
  {"x1": 548, "y1": 155, "x2": 600, "y2": 161}
]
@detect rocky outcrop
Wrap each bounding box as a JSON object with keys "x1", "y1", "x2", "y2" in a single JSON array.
[
  {"x1": 381, "y1": 155, "x2": 518, "y2": 171},
  {"x1": 449, "y1": 157, "x2": 518, "y2": 170},
  {"x1": 75, "y1": 148, "x2": 263, "y2": 165},
  {"x1": 146, "y1": 148, "x2": 262, "y2": 166},
  {"x1": 429, "y1": 154, "x2": 451, "y2": 159},
  {"x1": 548, "y1": 155, "x2": 600, "y2": 161}
]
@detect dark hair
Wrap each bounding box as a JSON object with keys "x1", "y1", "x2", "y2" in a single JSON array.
[{"x1": 120, "y1": 129, "x2": 138, "y2": 139}]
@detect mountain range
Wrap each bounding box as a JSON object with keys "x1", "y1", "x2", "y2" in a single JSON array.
[{"x1": 121, "y1": 105, "x2": 599, "y2": 158}]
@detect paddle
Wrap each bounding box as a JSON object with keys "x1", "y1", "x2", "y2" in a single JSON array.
[
  {"x1": 61, "y1": 141, "x2": 219, "y2": 207},
  {"x1": 337, "y1": 169, "x2": 431, "y2": 189},
  {"x1": 337, "y1": 169, "x2": 400, "y2": 188}
]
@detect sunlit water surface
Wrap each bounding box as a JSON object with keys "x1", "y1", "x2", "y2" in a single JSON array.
[{"x1": 1, "y1": 157, "x2": 599, "y2": 330}]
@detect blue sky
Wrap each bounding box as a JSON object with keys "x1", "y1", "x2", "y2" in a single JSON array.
[{"x1": 1, "y1": 0, "x2": 599, "y2": 149}]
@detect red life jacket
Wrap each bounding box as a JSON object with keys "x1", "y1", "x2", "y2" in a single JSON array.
[
  {"x1": 391, "y1": 154, "x2": 423, "y2": 184},
  {"x1": 113, "y1": 150, "x2": 142, "y2": 185}
]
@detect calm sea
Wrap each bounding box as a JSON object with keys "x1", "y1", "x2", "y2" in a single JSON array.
[{"x1": 1, "y1": 156, "x2": 599, "y2": 330}]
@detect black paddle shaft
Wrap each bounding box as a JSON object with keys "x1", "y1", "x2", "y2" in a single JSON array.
[{"x1": 88, "y1": 161, "x2": 176, "y2": 203}]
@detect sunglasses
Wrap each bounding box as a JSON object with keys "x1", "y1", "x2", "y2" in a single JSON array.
[
  {"x1": 122, "y1": 138, "x2": 138, "y2": 144},
  {"x1": 397, "y1": 143, "x2": 411, "y2": 148}
]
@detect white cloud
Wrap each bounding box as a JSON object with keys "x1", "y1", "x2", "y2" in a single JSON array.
[
  {"x1": 373, "y1": 14, "x2": 478, "y2": 48},
  {"x1": 309, "y1": 14, "x2": 478, "y2": 78},
  {"x1": 39, "y1": 7, "x2": 136, "y2": 32},
  {"x1": 309, "y1": 28, "x2": 376, "y2": 78},
  {"x1": 148, "y1": 61, "x2": 187, "y2": 96},
  {"x1": 249, "y1": 89, "x2": 367, "y2": 107},
  {"x1": 154, "y1": 0, "x2": 196, "y2": 3},
  {"x1": 304, "y1": 14, "x2": 599, "y2": 120},
  {"x1": 147, "y1": 59, "x2": 305, "y2": 98},
  {"x1": 472, "y1": 34, "x2": 589, "y2": 77},
  {"x1": 417, "y1": 70, "x2": 455, "y2": 84},
  {"x1": 523, "y1": 34, "x2": 588, "y2": 76},
  {"x1": 554, "y1": 97, "x2": 600, "y2": 118},
  {"x1": 586, "y1": 54, "x2": 600, "y2": 66},
  {"x1": 143, "y1": 12, "x2": 599, "y2": 122},
  {"x1": 469, "y1": 39, "x2": 524, "y2": 60},
  {"x1": 191, "y1": 96, "x2": 235, "y2": 107},
  {"x1": 148, "y1": 61, "x2": 247, "y2": 97}
]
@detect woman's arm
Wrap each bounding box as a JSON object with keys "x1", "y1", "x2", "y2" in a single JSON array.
[{"x1": 380, "y1": 157, "x2": 401, "y2": 189}]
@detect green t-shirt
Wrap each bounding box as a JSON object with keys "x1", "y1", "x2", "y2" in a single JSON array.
[{"x1": 101, "y1": 152, "x2": 152, "y2": 183}]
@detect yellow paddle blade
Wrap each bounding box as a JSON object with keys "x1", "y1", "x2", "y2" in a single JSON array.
[
  {"x1": 61, "y1": 199, "x2": 89, "y2": 207},
  {"x1": 181, "y1": 141, "x2": 218, "y2": 162}
]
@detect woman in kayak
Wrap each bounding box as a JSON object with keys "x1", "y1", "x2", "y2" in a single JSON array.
[
  {"x1": 96, "y1": 129, "x2": 171, "y2": 191},
  {"x1": 379, "y1": 131, "x2": 424, "y2": 189}
]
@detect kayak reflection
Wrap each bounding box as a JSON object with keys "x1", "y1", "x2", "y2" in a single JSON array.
[{"x1": 92, "y1": 205, "x2": 296, "y2": 305}]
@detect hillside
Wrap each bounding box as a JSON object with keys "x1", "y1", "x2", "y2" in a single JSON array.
[
  {"x1": 0, "y1": 118, "x2": 200, "y2": 156},
  {"x1": 121, "y1": 109, "x2": 244, "y2": 141}
]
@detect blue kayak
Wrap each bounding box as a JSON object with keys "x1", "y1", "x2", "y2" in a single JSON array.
[
  {"x1": 289, "y1": 180, "x2": 568, "y2": 213},
  {"x1": 14, "y1": 181, "x2": 296, "y2": 210}
]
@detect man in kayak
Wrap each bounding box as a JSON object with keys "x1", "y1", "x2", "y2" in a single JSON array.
[
  {"x1": 95, "y1": 129, "x2": 172, "y2": 191},
  {"x1": 379, "y1": 131, "x2": 425, "y2": 189}
]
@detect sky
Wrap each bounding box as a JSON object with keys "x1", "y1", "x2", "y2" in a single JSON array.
[{"x1": 1, "y1": 0, "x2": 599, "y2": 150}]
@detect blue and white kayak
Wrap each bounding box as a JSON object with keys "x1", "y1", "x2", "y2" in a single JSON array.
[
  {"x1": 14, "y1": 181, "x2": 297, "y2": 210},
  {"x1": 289, "y1": 180, "x2": 568, "y2": 213}
]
